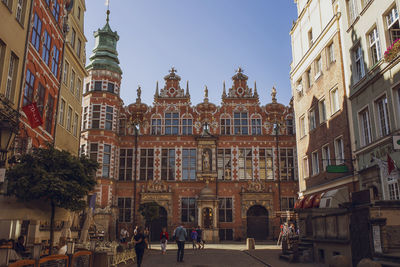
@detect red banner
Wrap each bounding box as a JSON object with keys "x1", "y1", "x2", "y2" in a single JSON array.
[{"x1": 22, "y1": 102, "x2": 43, "y2": 129}]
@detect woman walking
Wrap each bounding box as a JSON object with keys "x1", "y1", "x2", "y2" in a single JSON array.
[
  {"x1": 160, "y1": 227, "x2": 169, "y2": 254},
  {"x1": 133, "y1": 227, "x2": 147, "y2": 267}
]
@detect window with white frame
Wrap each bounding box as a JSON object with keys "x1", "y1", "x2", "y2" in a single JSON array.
[
  {"x1": 105, "y1": 106, "x2": 113, "y2": 130},
  {"x1": 300, "y1": 115, "x2": 306, "y2": 137},
  {"x1": 220, "y1": 116, "x2": 231, "y2": 135},
  {"x1": 91, "y1": 105, "x2": 100, "y2": 129},
  {"x1": 386, "y1": 6, "x2": 400, "y2": 44},
  {"x1": 303, "y1": 157, "x2": 309, "y2": 179},
  {"x1": 151, "y1": 117, "x2": 161, "y2": 135},
  {"x1": 161, "y1": 149, "x2": 175, "y2": 181},
  {"x1": 315, "y1": 56, "x2": 322, "y2": 78},
  {"x1": 334, "y1": 137, "x2": 345, "y2": 165},
  {"x1": 181, "y1": 197, "x2": 196, "y2": 223},
  {"x1": 347, "y1": 0, "x2": 358, "y2": 24},
  {"x1": 140, "y1": 149, "x2": 154, "y2": 181},
  {"x1": 63, "y1": 61, "x2": 69, "y2": 85},
  {"x1": 165, "y1": 112, "x2": 179, "y2": 135},
  {"x1": 238, "y1": 148, "x2": 252, "y2": 179},
  {"x1": 375, "y1": 96, "x2": 390, "y2": 137},
  {"x1": 309, "y1": 108, "x2": 316, "y2": 131},
  {"x1": 102, "y1": 144, "x2": 111, "y2": 178},
  {"x1": 218, "y1": 198, "x2": 233, "y2": 222},
  {"x1": 328, "y1": 43, "x2": 335, "y2": 64},
  {"x1": 251, "y1": 117, "x2": 262, "y2": 135},
  {"x1": 312, "y1": 151, "x2": 319, "y2": 175},
  {"x1": 234, "y1": 112, "x2": 249, "y2": 135},
  {"x1": 16, "y1": 0, "x2": 25, "y2": 23},
  {"x1": 66, "y1": 106, "x2": 72, "y2": 131},
  {"x1": 322, "y1": 145, "x2": 330, "y2": 171},
  {"x1": 319, "y1": 99, "x2": 327, "y2": 123},
  {"x1": 182, "y1": 149, "x2": 196, "y2": 180},
  {"x1": 119, "y1": 148, "x2": 133, "y2": 181},
  {"x1": 5, "y1": 53, "x2": 18, "y2": 101},
  {"x1": 369, "y1": 28, "x2": 382, "y2": 65},
  {"x1": 89, "y1": 143, "x2": 98, "y2": 161},
  {"x1": 259, "y1": 148, "x2": 274, "y2": 180},
  {"x1": 354, "y1": 45, "x2": 365, "y2": 82},
  {"x1": 359, "y1": 108, "x2": 372, "y2": 146},
  {"x1": 388, "y1": 180, "x2": 400, "y2": 200},
  {"x1": 59, "y1": 99, "x2": 65, "y2": 126},
  {"x1": 330, "y1": 88, "x2": 340, "y2": 114},
  {"x1": 217, "y1": 149, "x2": 232, "y2": 180},
  {"x1": 280, "y1": 148, "x2": 295, "y2": 181},
  {"x1": 70, "y1": 70, "x2": 75, "y2": 94},
  {"x1": 182, "y1": 118, "x2": 193, "y2": 135}
]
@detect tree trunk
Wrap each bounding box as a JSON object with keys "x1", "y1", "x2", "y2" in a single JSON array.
[{"x1": 49, "y1": 200, "x2": 55, "y2": 255}]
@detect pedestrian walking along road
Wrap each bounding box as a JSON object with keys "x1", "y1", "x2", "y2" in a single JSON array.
[{"x1": 173, "y1": 224, "x2": 187, "y2": 262}]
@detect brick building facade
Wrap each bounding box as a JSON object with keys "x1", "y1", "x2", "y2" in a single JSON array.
[{"x1": 82, "y1": 17, "x2": 298, "y2": 241}]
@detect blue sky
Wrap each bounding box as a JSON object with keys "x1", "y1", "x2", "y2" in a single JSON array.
[{"x1": 84, "y1": 0, "x2": 297, "y2": 106}]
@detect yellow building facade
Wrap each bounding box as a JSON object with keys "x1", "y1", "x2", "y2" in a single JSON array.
[{"x1": 54, "y1": 0, "x2": 87, "y2": 155}]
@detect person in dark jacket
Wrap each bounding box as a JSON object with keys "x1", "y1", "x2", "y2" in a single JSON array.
[
  {"x1": 173, "y1": 225, "x2": 187, "y2": 262},
  {"x1": 132, "y1": 227, "x2": 148, "y2": 267}
]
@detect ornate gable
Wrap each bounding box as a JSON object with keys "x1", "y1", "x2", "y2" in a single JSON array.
[
  {"x1": 226, "y1": 68, "x2": 257, "y2": 99},
  {"x1": 156, "y1": 68, "x2": 188, "y2": 99}
]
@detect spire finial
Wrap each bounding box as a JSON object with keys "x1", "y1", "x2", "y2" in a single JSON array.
[
  {"x1": 105, "y1": 0, "x2": 110, "y2": 23},
  {"x1": 155, "y1": 81, "x2": 159, "y2": 97},
  {"x1": 222, "y1": 81, "x2": 226, "y2": 98},
  {"x1": 204, "y1": 85, "x2": 209, "y2": 99},
  {"x1": 186, "y1": 81, "x2": 190, "y2": 96},
  {"x1": 136, "y1": 85, "x2": 141, "y2": 103},
  {"x1": 254, "y1": 81, "x2": 258, "y2": 97},
  {"x1": 271, "y1": 86, "x2": 277, "y2": 103}
]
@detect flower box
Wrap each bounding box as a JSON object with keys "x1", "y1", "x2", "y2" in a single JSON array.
[{"x1": 384, "y1": 39, "x2": 400, "y2": 62}]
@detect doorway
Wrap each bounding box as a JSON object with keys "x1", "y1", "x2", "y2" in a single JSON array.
[{"x1": 246, "y1": 205, "x2": 269, "y2": 240}]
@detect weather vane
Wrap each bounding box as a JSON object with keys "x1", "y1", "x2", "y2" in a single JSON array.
[{"x1": 105, "y1": 0, "x2": 110, "y2": 22}]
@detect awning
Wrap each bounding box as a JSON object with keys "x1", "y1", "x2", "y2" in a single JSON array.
[
  {"x1": 312, "y1": 193, "x2": 323, "y2": 208},
  {"x1": 303, "y1": 195, "x2": 315, "y2": 209},
  {"x1": 295, "y1": 197, "x2": 307, "y2": 209}
]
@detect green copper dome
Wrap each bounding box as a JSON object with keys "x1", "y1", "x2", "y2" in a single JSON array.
[{"x1": 86, "y1": 13, "x2": 122, "y2": 74}]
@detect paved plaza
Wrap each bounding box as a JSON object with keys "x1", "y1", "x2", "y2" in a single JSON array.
[{"x1": 118, "y1": 242, "x2": 323, "y2": 267}]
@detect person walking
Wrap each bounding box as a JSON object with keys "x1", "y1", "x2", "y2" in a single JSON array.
[
  {"x1": 173, "y1": 224, "x2": 187, "y2": 262},
  {"x1": 196, "y1": 226, "x2": 204, "y2": 249},
  {"x1": 160, "y1": 227, "x2": 169, "y2": 254},
  {"x1": 133, "y1": 227, "x2": 147, "y2": 267},
  {"x1": 190, "y1": 228, "x2": 198, "y2": 250}
]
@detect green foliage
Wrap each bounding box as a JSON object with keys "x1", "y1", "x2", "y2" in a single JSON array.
[
  {"x1": 138, "y1": 202, "x2": 160, "y2": 224},
  {"x1": 6, "y1": 146, "x2": 99, "y2": 211}
]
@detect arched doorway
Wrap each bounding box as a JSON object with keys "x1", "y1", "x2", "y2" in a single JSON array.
[
  {"x1": 202, "y1": 207, "x2": 213, "y2": 229},
  {"x1": 149, "y1": 206, "x2": 167, "y2": 241},
  {"x1": 247, "y1": 205, "x2": 269, "y2": 240}
]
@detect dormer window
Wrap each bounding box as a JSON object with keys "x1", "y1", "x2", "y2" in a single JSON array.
[
  {"x1": 165, "y1": 112, "x2": 179, "y2": 135},
  {"x1": 234, "y1": 112, "x2": 248, "y2": 135}
]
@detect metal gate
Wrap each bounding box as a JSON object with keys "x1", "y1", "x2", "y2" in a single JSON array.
[
  {"x1": 150, "y1": 206, "x2": 167, "y2": 241},
  {"x1": 246, "y1": 205, "x2": 269, "y2": 240}
]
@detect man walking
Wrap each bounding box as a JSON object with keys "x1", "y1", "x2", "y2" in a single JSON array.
[{"x1": 173, "y1": 224, "x2": 187, "y2": 262}]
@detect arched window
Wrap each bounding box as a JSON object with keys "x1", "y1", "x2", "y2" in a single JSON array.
[
  {"x1": 220, "y1": 114, "x2": 231, "y2": 135},
  {"x1": 251, "y1": 114, "x2": 262, "y2": 135}
]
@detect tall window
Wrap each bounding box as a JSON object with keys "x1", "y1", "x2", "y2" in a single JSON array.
[
  {"x1": 118, "y1": 198, "x2": 131, "y2": 222},
  {"x1": 5, "y1": 53, "x2": 18, "y2": 101},
  {"x1": 182, "y1": 118, "x2": 192, "y2": 135},
  {"x1": 119, "y1": 149, "x2": 133, "y2": 181},
  {"x1": 76, "y1": 78, "x2": 81, "y2": 99},
  {"x1": 328, "y1": 43, "x2": 335, "y2": 64},
  {"x1": 23, "y1": 69, "x2": 35, "y2": 105},
  {"x1": 182, "y1": 149, "x2": 196, "y2": 180},
  {"x1": 151, "y1": 118, "x2": 161, "y2": 135},
  {"x1": 388, "y1": 181, "x2": 400, "y2": 200},
  {"x1": 238, "y1": 148, "x2": 252, "y2": 179},
  {"x1": 311, "y1": 151, "x2": 319, "y2": 176},
  {"x1": 77, "y1": 38, "x2": 82, "y2": 58},
  {"x1": 251, "y1": 117, "x2": 261, "y2": 135},
  {"x1": 89, "y1": 143, "x2": 98, "y2": 161},
  {"x1": 354, "y1": 45, "x2": 365, "y2": 82},
  {"x1": 165, "y1": 112, "x2": 179, "y2": 135},
  {"x1": 59, "y1": 99, "x2": 65, "y2": 126},
  {"x1": 94, "y1": 81, "x2": 102, "y2": 91},
  {"x1": 45, "y1": 94, "x2": 54, "y2": 133},
  {"x1": 140, "y1": 149, "x2": 154, "y2": 181},
  {"x1": 220, "y1": 116, "x2": 231, "y2": 135},
  {"x1": 51, "y1": 45, "x2": 59, "y2": 77},
  {"x1": 309, "y1": 108, "x2": 316, "y2": 131},
  {"x1": 42, "y1": 31, "x2": 51, "y2": 65},
  {"x1": 16, "y1": 0, "x2": 25, "y2": 23},
  {"x1": 330, "y1": 88, "x2": 340, "y2": 114},
  {"x1": 303, "y1": 157, "x2": 309, "y2": 179},
  {"x1": 322, "y1": 145, "x2": 330, "y2": 171},
  {"x1": 37, "y1": 83, "x2": 45, "y2": 117},
  {"x1": 334, "y1": 138, "x2": 345, "y2": 165},
  {"x1": 161, "y1": 149, "x2": 175, "y2": 181},
  {"x1": 52, "y1": 0, "x2": 60, "y2": 22},
  {"x1": 70, "y1": 70, "x2": 75, "y2": 94},
  {"x1": 66, "y1": 106, "x2": 72, "y2": 131},
  {"x1": 315, "y1": 56, "x2": 322, "y2": 77},
  {"x1": 73, "y1": 113, "x2": 78, "y2": 137},
  {"x1": 105, "y1": 106, "x2": 113, "y2": 130},
  {"x1": 217, "y1": 149, "x2": 231, "y2": 180},
  {"x1": 118, "y1": 118, "x2": 126, "y2": 136},
  {"x1": 71, "y1": 28, "x2": 76, "y2": 49},
  {"x1": 31, "y1": 13, "x2": 42, "y2": 51},
  {"x1": 63, "y1": 61, "x2": 69, "y2": 84},
  {"x1": 280, "y1": 148, "x2": 295, "y2": 181},
  {"x1": 286, "y1": 119, "x2": 294, "y2": 135},
  {"x1": 91, "y1": 105, "x2": 100, "y2": 129},
  {"x1": 82, "y1": 107, "x2": 87, "y2": 130},
  {"x1": 107, "y1": 82, "x2": 114, "y2": 93},
  {"x1": 102, "y1": 144, "x2": 111, "y2": 178},
  {"x1": 376, "y1": 96, "x2": 390, "y2": 137},
  {"x1": 319, "y1": 99, "x2": 327, "y2": 123},
  {"x1": 218, "y1": 198, "x2": 233, "y2": 222},
  {"x1": 259, "y1": 148, "x2": 273, "y2": 180},
  {"x1": 347, "y1": 0, "x2": 358, "y2": 24},
  {"x1": 359, "y1": 108, "x2": 371, "y2": 146},
  {"x1": 299, "y1": 115, "x2": 306, "y2": 137},
  {"x1": 369, "y1": 28, "x2": 381, "y2": 65},
  {"x1": 181, "y1": 197, "x2": 195, "y2": 223},
  {"x1": 386, "y1": 6, "x2": 400, "y2": 43},
  {"x1": 234, "y1": 112, "x2": 248, "y2": 135},
  {"x1": 281, "y1": 197, "x2": 295, "y2": 211}
]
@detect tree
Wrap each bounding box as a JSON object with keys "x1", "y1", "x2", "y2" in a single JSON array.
[{"x1": 6, "y1": 145, "x2": 98, "y2": 254}]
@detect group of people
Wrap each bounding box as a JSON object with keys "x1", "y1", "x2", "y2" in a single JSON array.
[
  {"x1": 121, "y1": 224, "x2": 205, "y2": 266},
  {"x1": 0, "y1": 236, "x2": 26, "y2": 262}
]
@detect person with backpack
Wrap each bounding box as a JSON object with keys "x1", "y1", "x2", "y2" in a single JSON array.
[
  {"x1": 173, "y1": 224, "x2": 187, "y2": 262},
  {"x1": 190, "y1": 228, "x2": 198, "y2": 250}
]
